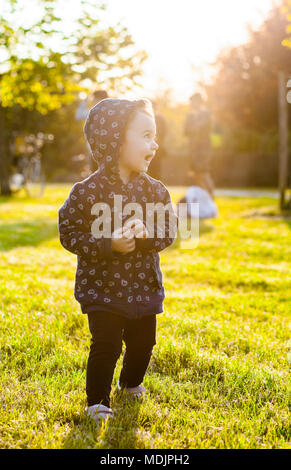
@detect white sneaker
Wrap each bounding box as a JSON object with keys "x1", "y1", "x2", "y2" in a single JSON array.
[
  {"x1": 117, "y1": 380, "x2": 147, "y2": 398},
  {"x1": 85, "y1": 404, "x2": 114, "y2": 421}
]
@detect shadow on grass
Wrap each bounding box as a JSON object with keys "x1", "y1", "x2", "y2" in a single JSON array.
[
  {"x1": 243, "y1": 204, "x2": 291, "y2": 230},
  {"x1": 0, "y1": 219, "x2": 58, "y2": 251},
  {"x1": 0, "y1": 191, "x2": 47, "y2": 204},
  {"x1": 62, "y1": 390, "x2": 144, "y2": 449},
  {"x1": 166, "y1": 219, "x2": 215, "y2": 252}
]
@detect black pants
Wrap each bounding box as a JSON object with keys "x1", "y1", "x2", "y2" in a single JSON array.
[{"x1": 86, "y1": 311, "x2": 157, "y2": 408}]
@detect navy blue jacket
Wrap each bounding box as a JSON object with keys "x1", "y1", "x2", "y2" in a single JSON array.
[{"x1": 58, "y1": 98, "x2": 178, "y2": 319}]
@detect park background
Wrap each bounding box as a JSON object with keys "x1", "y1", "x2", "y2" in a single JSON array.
[
  {"x1": 0, "y1": 0, "x2": 290, "y2": 449},
  {"x1": 1, "y1": 0, "x2": 291, "y2": 191}
]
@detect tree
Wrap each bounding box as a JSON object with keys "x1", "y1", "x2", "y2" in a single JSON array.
[
  {"x1": 204, "y1": 4, "x2": 291, "y2": 135},
  {"x1": 0, "y1": 0, "x2": 147, "y2": 194},
  {"x1": 282, "y1": 0, "x2": 291, "y2": 47}
]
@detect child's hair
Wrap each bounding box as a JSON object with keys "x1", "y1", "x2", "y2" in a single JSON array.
[{"x1": 123, "y1": 98, "x2": 155, "y2": 137}]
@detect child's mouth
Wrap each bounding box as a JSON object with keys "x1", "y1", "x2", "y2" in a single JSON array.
[{"x1": 144, "y1": 155, "x2": 153, "y2": 163}]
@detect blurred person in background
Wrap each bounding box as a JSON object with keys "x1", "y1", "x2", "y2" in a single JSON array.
[{"x1": 184, "y1": 93, "x2": 214, "y2": 198}]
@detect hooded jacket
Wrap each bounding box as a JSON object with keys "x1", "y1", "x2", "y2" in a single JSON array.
[{"x1": 58, "y1": 98, "x2": 178, "y2": 319}]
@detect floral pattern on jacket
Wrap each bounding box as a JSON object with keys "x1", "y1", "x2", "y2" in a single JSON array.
[{"x1": 58, "y1": 98, "x2": 178, "y2": 319}]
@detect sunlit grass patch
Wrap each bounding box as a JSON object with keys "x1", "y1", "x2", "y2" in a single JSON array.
[{"x1": 0, "y1": 186, "x2": 290, "y2": 449}]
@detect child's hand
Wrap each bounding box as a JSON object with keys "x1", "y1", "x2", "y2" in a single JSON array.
[
  {"x1": 124, "y1": 218, "x2": 149, "y2": 239},
  {"x1": 111, "y1": 226, "x2": 136, "y2": 254}
]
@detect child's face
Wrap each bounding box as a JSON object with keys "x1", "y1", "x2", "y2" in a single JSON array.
[{"x1": 119, "y1": 111, "x2": 159, "y2": 175}]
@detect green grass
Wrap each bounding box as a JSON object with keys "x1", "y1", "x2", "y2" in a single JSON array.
[{"x1": 0, "y1": 185, "x2": 290, "y2": 449}]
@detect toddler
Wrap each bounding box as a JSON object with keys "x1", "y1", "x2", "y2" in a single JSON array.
[{"x1": 58, "y1": 97, "x2": 178, "y2": 420}]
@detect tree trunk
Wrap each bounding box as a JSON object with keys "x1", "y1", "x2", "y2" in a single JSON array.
[
  {"x1": 0, "y1": 106, "x2": 11, "y2": 196},
  {"x1": 278, "y1": 72, "x2": 289, "y2": 210}
]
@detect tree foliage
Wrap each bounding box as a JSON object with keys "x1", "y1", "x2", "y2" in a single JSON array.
[
  {"x1": 0, "y1": 0, "x2": 147, "y2": 113},
  {"x1": 0, "y1": 1, "x2": 80, "y2": 113},
  {"x1": 204, "y1": 4, "x2": 291, "y2": 135},
  {"x1": 282, "y1": 0, "x2": 291, "y2": 47},
  {"x1": 0, "y1": 0, "x2": 148, "y2": 194}
]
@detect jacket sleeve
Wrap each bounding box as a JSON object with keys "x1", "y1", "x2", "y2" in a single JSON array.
[
  {"x1": 135, "y1": 182, "x2": 178, "y2": 254},
  {"x1": 58, "y1": 182, "x2": 113, "y2": 262}
]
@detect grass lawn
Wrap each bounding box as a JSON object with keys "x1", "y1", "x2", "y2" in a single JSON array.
[{"x1": 0, "y1": 184, "x2": 290, "y2": 449}]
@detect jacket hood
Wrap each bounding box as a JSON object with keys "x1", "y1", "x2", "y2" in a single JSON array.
[{"x1": 84, "y1": 97, "x2": 146, "y2": 184}]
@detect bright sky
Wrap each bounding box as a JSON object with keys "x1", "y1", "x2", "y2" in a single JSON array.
[
  {"x1": 0, "y1": 0, "x2": 277, "y2": 104},
  {"x1": 103, "y1": 0, "x2": 276, "y2": 103}
]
